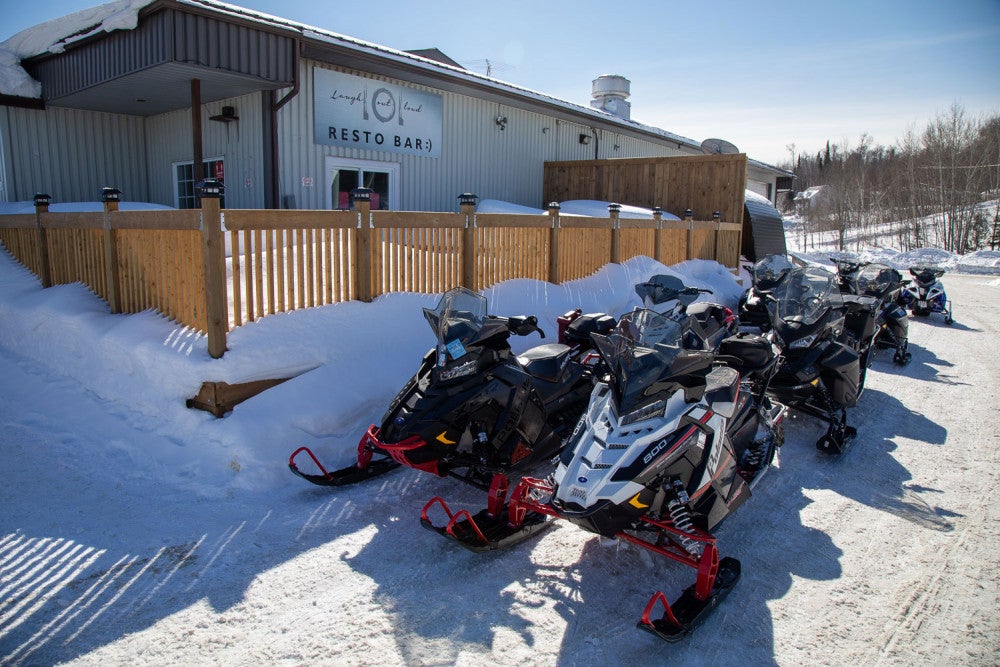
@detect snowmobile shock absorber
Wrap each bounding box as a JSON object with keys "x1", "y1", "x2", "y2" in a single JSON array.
[{"x1": 666, "y1": 480, "x2": 702, "y2": 557}]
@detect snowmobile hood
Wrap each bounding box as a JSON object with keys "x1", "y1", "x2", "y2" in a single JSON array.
[{"x1": 553, "y1": 384, "x2": 701, "y2": 513}]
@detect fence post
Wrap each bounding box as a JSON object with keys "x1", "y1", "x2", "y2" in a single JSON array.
[
  {"x1": 609, "y1": 202, "x2": 621, "y2": 264},
  {"x1": 684, "y1": 208, "x2": 694, "y2": 261},
  {"x1": 101, "y1": 187, "x2": 122, "y2": 314},
  {"x1": 458, "y1": 193, "x2": 478, "y2": 290},
  {"x1": 652, "y1": 206, "x2": 663, "y2": 264},
  {"x1": 352, "y1": 187, "x2": 373, "y2": 302},
  {"x1": 547, "y1": 202, "x2": 561, "y2": 284},
  {"x1": 33, "y1": 193, "x2": 52, "y2": 287},
  {"x1": 199, "y1": 179, "x2": 228, "y2": 359},
  {"x1": 712, "y1": 210, "x2": 722, "y2": 264}
]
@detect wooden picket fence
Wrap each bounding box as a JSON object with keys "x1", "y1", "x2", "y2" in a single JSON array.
[{"x1": 0, "y1": 192, "x2": 741, "y2": 358}]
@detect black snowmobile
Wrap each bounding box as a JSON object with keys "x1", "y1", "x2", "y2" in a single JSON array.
[
  {"x1": 902, "y1": 266, "x2": 954, "y2": 324},
  {"x1": 421, "y1": 309, "x2": 785, "y2": 641},
  {"x1": 738, "y1": 254, "x2": 795, "y2": 333},
  {"x1": 831, "y1": 258, "x2": 911, "y2": 365},
  {"x1": 633, "y1": 274, "x2": 737, "y2": 350},
  {"x1": 766, "y1": 266, "x2": 872, "y2": 454},
  {"x1": 289, "y1": 286, "x2": 615, "y2": 505}
]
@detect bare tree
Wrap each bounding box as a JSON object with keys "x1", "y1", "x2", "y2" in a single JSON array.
[{"x1": 789, "y1": 105, "x2": 1000, "y2": 253}]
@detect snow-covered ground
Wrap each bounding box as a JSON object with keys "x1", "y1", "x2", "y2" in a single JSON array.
[{"x1": 1, "y1": 238, "x2": 999, "y2": 664}]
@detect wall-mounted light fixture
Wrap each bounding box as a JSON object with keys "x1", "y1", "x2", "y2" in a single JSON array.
[
  {"x1": 210, "y1": 106, "x2": 239, "y2": 123},
  {"x1": 495, "y1": 114, "x2": 508, "y2": 130},
  {"x1": 579, "y1": 133, "x2": 591, "y2": 145}
]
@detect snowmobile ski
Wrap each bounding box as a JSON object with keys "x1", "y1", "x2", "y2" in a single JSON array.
[
  {"x1": 288, "y1": 445, "x2": 399, "y2": 487},
  {"x1": 638, "y1": 556, "x2": 741, "y2": 643},
  {"x1": 420, "y1": 495, "x2": 554, "y2": 552},
  {"x1": 816, "y1": 425, "x2": 857, "y2": 456}
]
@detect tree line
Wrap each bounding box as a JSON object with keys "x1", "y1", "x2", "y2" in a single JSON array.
[{"x1": 779, "y1": 104, "x2": 1000, "y2": 254}]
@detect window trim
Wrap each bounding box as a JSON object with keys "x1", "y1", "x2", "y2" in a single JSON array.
[{"x1": 172, "y1": 156, "x2": 225, "y2": 209}]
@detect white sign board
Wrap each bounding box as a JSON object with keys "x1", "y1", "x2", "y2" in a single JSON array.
[{"x1": 313, "y1": 68, "x2": 443, "y2": 158}]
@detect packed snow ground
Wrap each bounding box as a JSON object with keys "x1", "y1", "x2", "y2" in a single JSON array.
[{"x1": 1, "y1": 242, "x2": 999, "y2": 665}]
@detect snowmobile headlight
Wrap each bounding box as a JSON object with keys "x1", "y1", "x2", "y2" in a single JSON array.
[
  {"x1": 439, "y1": 359, "x2": 477, "y2": 381},
  {"x1": 620, "y1": 399, "x2": 667, "y2": 426},
  {"x1": 789, "y1": 333, "x2": 819, "y2": 349}
]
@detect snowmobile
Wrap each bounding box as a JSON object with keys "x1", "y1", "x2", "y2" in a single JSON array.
[
  {"x1": 831, "y1": 258, "x2": 911, "y2": 365},
  {"x1": 289, "y1": 286, "x2": 615, "y2": 502},
  {"x1": 737, "y1": 254, "x2": 795, "y2": 333},
  {"x1": 902, "y1": 266, "x2": 953, "y2": 324},
  {"x1": 421, "y1": 309, "x2": 786, "y2": 642},
  {"x1": 765, "y1": 266, "x2": 872, "y2": 454},
  {"x1": 634, "y1": 274, "x2": 737, "y2": 350}
]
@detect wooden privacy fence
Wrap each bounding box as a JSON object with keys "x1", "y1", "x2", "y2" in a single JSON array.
[{"x1": 0, "y1": 186, "x2": 741, "y2": 358}]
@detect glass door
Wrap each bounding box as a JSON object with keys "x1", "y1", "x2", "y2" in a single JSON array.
[{"x1": 326, "y1": 157, "x2": 399, "y2": 210}]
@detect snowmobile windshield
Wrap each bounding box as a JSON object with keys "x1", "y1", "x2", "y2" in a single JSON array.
[
  {"x1": 634, "y1": 274, "x2": 698, "y2": 310},
  {"x1": 593, "y1": 309, "x2": 706, "y2": 416},
  {"x1": 752, "y1": 254, "x2": 794, "y2": 291},
  {"x1": 423, "y1": 287, "x2": 488, "y2": 360},
  {"x1": 856, "y1": 263, "x2": 901, "y2": 298},
  {"x1": 767, "y1": 267, "x2": 836, "y2": 326},
  {"x1": 910, "y1": 266, "x2": 944, "y2": 283}
]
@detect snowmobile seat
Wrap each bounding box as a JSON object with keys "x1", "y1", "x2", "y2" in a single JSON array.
[
  {"x1": 704, "y1": 366, "x2": 739, "y2": 419},
  {"x1": 563, "y1": 313, "x2": 616, "y2": 347},
  {"x1": 517, "y1": 343, "x2": 572, "y2": 383},
  {"x1": 718, "y1": 333, "x2": 776, "y2": 373}
]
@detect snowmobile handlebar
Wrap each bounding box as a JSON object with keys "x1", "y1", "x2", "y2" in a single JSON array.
[{"x1": 505, "y1": 315, "x2": 545, "y2": 338}]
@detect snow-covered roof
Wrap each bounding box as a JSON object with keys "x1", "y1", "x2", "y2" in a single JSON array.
[{"x1": 793, "y1": 185, "x2": 828, "y2": 201}]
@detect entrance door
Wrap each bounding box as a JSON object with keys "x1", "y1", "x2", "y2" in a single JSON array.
[{"x1": 325, "y1": 157, "x2": 399, "y2": 210}]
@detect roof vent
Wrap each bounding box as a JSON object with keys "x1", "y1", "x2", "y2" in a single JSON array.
[{"x1": 590, "y1": 75, "x2": 631, "y2": 120}]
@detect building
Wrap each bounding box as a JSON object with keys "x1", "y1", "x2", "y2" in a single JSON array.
[
  {"x1": 0, "y1": 0, "x2": 793, "y2": 213},
  {"x1": 793, "y1": 185, "x2": 832, "y2": 217}
]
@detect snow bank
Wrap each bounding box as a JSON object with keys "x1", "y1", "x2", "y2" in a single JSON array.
[
  {"x1": 0, "y1": 247, "x2": 742, "y2": 496},
  {"x1": 0, "y1": 200, "x2": 175, "y2": 214}
]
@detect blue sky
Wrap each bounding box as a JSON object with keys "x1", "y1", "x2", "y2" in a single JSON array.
[{"x1": 2, "y1": 0, "x2": 998, "y2": 165}]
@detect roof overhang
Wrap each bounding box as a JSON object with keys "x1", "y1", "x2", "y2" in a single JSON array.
[{"x1": 21, "y1": 2, "x2": 295, "y2": 116}]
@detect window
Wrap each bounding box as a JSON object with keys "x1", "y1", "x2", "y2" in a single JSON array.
[
  {"x1": 173, "y1": 157, "x2": 225, "y2": 209},
  {"x1": 325, "y1": 157, "x2": 399, "y2": 210}
]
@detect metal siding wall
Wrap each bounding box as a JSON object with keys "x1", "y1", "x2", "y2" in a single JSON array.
[
  {"x1": 1, "y1": 106, "x2": 147, "y2": 203},
  {"x1": 279, "y1": 61, "x2": 674, "y2": 212},
  {"x1": 171, "y1": 11, "x2": 294, "y2": 82},
  {"x1": 144, "y1": 91, "x2": 265, "y2": 208},
  {"x1": 31, "y1": 12, "x2": 172, "y2": 101},
  {"x1": 276, "y1": 61, "x2": 697, "y2": 212}
]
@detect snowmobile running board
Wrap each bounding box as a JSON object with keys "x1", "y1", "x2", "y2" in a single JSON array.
[
  {"x1": 638, "y1": 556, "x2": 741, "y2": 642},
  {"x1": 288, "y1": 446, "x2": 399, "y2": 487}
]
